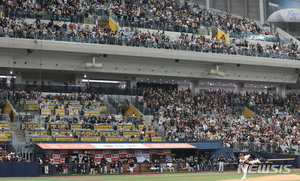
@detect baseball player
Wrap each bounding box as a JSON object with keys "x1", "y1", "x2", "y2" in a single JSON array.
[{"x1": 218, "y1": 154, "x2": 225, "y2": 173}]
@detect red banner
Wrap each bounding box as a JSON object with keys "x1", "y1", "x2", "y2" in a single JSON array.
[
  {"x1": 103, "y1": 150, "x2": 111, "y2": 154},
  {"x1": 111, "y1": 154, "x2": 119, "y2": 158},
  {"x1": 111, "y1": 150, "x2": 119, "y2": 154},
  {"x1": 157, "y1": 150, "x2": 164, "y2": 154},
  {"x1": 119, "y1": 154, "x2": 127, "y2": 158},
  {"x1": 95, "y1": 150, "x2": 103, "y2": 154},
  {"x1": 119, "y1": 150, "x2": 127, "y2": 154},
  {"x1": 103, "y1": 154, "x2": 111, "y2": 158},
  {"x1": 53, "y1": 150, "x2": 60, "y2": 154},
  {"x1": 142, "y1": 150, "x2": 150, "y2": 154},
  {"x1": 112, "y1": 158, "x2": 119, "y2": 162}
]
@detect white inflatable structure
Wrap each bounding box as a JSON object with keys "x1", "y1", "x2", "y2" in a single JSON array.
[{"x1": 267, "y1": 8, "x2": 300, "y2": 23}]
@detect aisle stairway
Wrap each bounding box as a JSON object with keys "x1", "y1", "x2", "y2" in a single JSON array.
[{"x1": 9, "y1": 122, "x2": 26, "y2": 154}]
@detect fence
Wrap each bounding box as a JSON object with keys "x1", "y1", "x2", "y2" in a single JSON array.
[
  {"x1": 229, "y1": 99, "x2": 272, "y2": 118},
  {"x1": 0, "y1": 29, "x2": 299, "y2": 61},
  {"x1": 225, "y1": 142, "x2": 300, "y2": 156},
  {"x1": 11, "y1": 130, "x2": 28, "y2": 159},
  {"x1": 127, "y1": 97, "x2": 156, "y2": 116},
  {"x1": 0, "y1": 84, "x2": 143, "y2": 96},
  {"x1": 39, "y1": 163, "x2": 89, "y2": 175},
  {"x1": 0, "y1": 114, "x2": 8, "y2": 122},
  {"x1": 38, "y1": 161, "x2": 237, "y2": 175},
  {"x1": 228, "y1": 32, "x2": 279, "y2": 42},
  {"x1": 2, "y1": 6, "x2": 100, "y2": 25},
  {"x1": 0, "y1": 162, "x2": 39, "y2": 177},
  {"x1": 103, "y1": 96, "x2": 117, "y2": 115},
  {"x1": 229, "y1": 98, "x2": 299, "y2": 119}
]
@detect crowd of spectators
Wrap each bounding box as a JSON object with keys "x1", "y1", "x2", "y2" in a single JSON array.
[
  {"x1": 0, "y1": 16, "x2": 299, "y2": 60},
  {"x1": 22, "y1": 113, "x2": 156, "y2": 143},
  {"x1": 20, "y1": 110, "x2": 159, "y2": 144},
  {"x1": 13, "y1": 88, "x2": 157, "y2": 143},
  {"x1": 11, "y1": 89, "x2": 104, "y2": 104},
  {"x1": 2, "y1": 0, "x2": 91, "y2": 23},
  {"x1": 3, "y1": 85, "x2": 300, "y2": 155},
  {"x1": 1, "y1": 0, "x2": 300, "y2": 60},
  {"x1": 1, "y1": 0, "x2": 279, "y2": 37},
  {"x1": 0, "y1": 149, "x2": 23, "y2": 162},
  {"x1": 8, "y1": 91, "x2": 107, "y2": 115},
  {"x1": 233, "y1": 91, "x2": 299, "y2": 118},
  {"x1": 133, "y1": 0, "x2": 275, "y2": 36},
  {"x1": 139, "y1": 88, "x2": 299, "y2": 155},
  {"x1": 0, "y1": 89, "x2": 10, "y2": 99},
  {"x1": 10, "y1": 86, "x2": 300, "y2": 155}
]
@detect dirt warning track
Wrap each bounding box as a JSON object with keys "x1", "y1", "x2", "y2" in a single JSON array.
[{"x1": 218, "y1": 174, "x2": 300, "y2": 181}]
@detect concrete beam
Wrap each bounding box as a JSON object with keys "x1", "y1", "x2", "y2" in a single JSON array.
[
  {"x1": 259, "y1": 0, "x2": 265, "y2": 25},
  {"x1": 0, "y1": 38, "x2": 299, "y2": 70}
]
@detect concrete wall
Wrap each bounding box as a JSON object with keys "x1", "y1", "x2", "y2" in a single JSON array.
[
  {"x1": 191, "y1": 0, "x2": 206, "y2": 6},
  {"x1": 211, "y1": 0, "x2": 227, "y2": 12},
  {"x1": 193, "y1": 0, "x2": 261, "y2": 20},
  {"x1": 0, "y1": 162, "x2": 39, "y2": 177},
  {"x1": 230, "y1": 0, "x2": 245, "y2": 18},
  {"x1": 275, "y1": 23, "x2": 300, "y2": 39},
  {"x1": 248, "y1": 0, "x2": 260, "y2": 20},
  {"x1": 0, "y1": 38, "x2": 299, "y2": 85}
]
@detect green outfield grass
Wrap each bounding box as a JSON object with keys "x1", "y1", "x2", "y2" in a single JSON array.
[{"x1": 1, "y1": 170, "x2": 300, "y2": 181}]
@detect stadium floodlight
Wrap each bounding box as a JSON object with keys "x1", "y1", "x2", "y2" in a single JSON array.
[
  {"x1": 86, "y1": 56, "x2": 103, "y2": 68},
  {"x1": 210, "y1": 65, "x2": 225, "y2": 77}
]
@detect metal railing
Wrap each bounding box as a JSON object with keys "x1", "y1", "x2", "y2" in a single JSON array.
[
  {"x1": 229, "y1": 32, "x2": 279, "y2": 42},
  {"x1": 127, "y1": 97, "x2": 156, "y2": 116},
  {"x1": 103, "y1": 98, "x2": 117, "y2": 115},
  {"x1": 0, "y1": 3, "x2": 287, "y2": 44},
  {"x1": 229, "y1": 99, "x2": 272, "y2": 118},
  {"x1": 1, "y1": 29, "x2": 298, "y2": 60},
  {"x1": 0, "y1": 114, "x2": 9, "y2": 122},
  {"x1": 226, "y1": 142, "x2": 300, "y2": 155},
  {"x1": 118, "y1": 19, "x2": 200, "y2": 34},
  {"x1": 39, "y1": 163, "x2": 89, "y2": 175},
  {"x1": 3, "y1": 8, "x2": 98, "y2": 24},
  {"x1": 38, "y1": 161, "x2": 238, "y2": 175},
  {"x1": 11, "y1": 130, "x2": 27, "y2": 156},
  {"x1": 0, "y1": 84, "x2": 143, "y2": 96}
]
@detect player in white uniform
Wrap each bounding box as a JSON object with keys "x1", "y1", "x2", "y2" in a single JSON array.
[{"x1": 239, "y1": 154, "x2": 261, "y2": 180}]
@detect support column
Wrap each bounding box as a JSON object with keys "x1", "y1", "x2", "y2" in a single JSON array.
[
  {"x1": 276, "y1": 85, "x2": 282, "y2": 96},
  {"x1": 276, "y1": 85, "x2": 286, "y2": 97},
  {"x1": 6, "y1": 76, "x2": 11, "y2": 87},
  {"x1": 244, "y1": 0, "x2": 248, "y2": 18},
  {"x1": 16, "y1": 72, "x2": 22, "y2": 84},
  {"x1": 189, "y1": 81, "x2": 195, "y2": 94},
  {"x1": 235, "y1": 83, "x2": 245, "y2": 95},
  {"x1": 130, "y1": 77, "x2": 137, "y2": 88},
  {"x1": 259, "y1": 0, "x2": 265, "y2": 26},
  {"x1": 190, "y1": 80, "x2": 200, "y2": 94},
  {"x1": 235, "y1": 84, "x2": 241, "y2": 94},
  {"x1": 227, "y1": 0, "x2": 231, "y2": 13},
  {"x1": 206, "y1": 0, "x2": 210, "y2": 10},
  {"x1": 75, "y1": 74, "x2": 82, "y2": 86}
]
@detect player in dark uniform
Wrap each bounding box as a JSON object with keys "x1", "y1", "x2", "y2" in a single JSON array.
[
  {"x1": 218, "y1": 154, "x2": 225, "y2": 173},
  {"x1": 110, "y1": 160, "x2": 116, "y2": 174}
]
